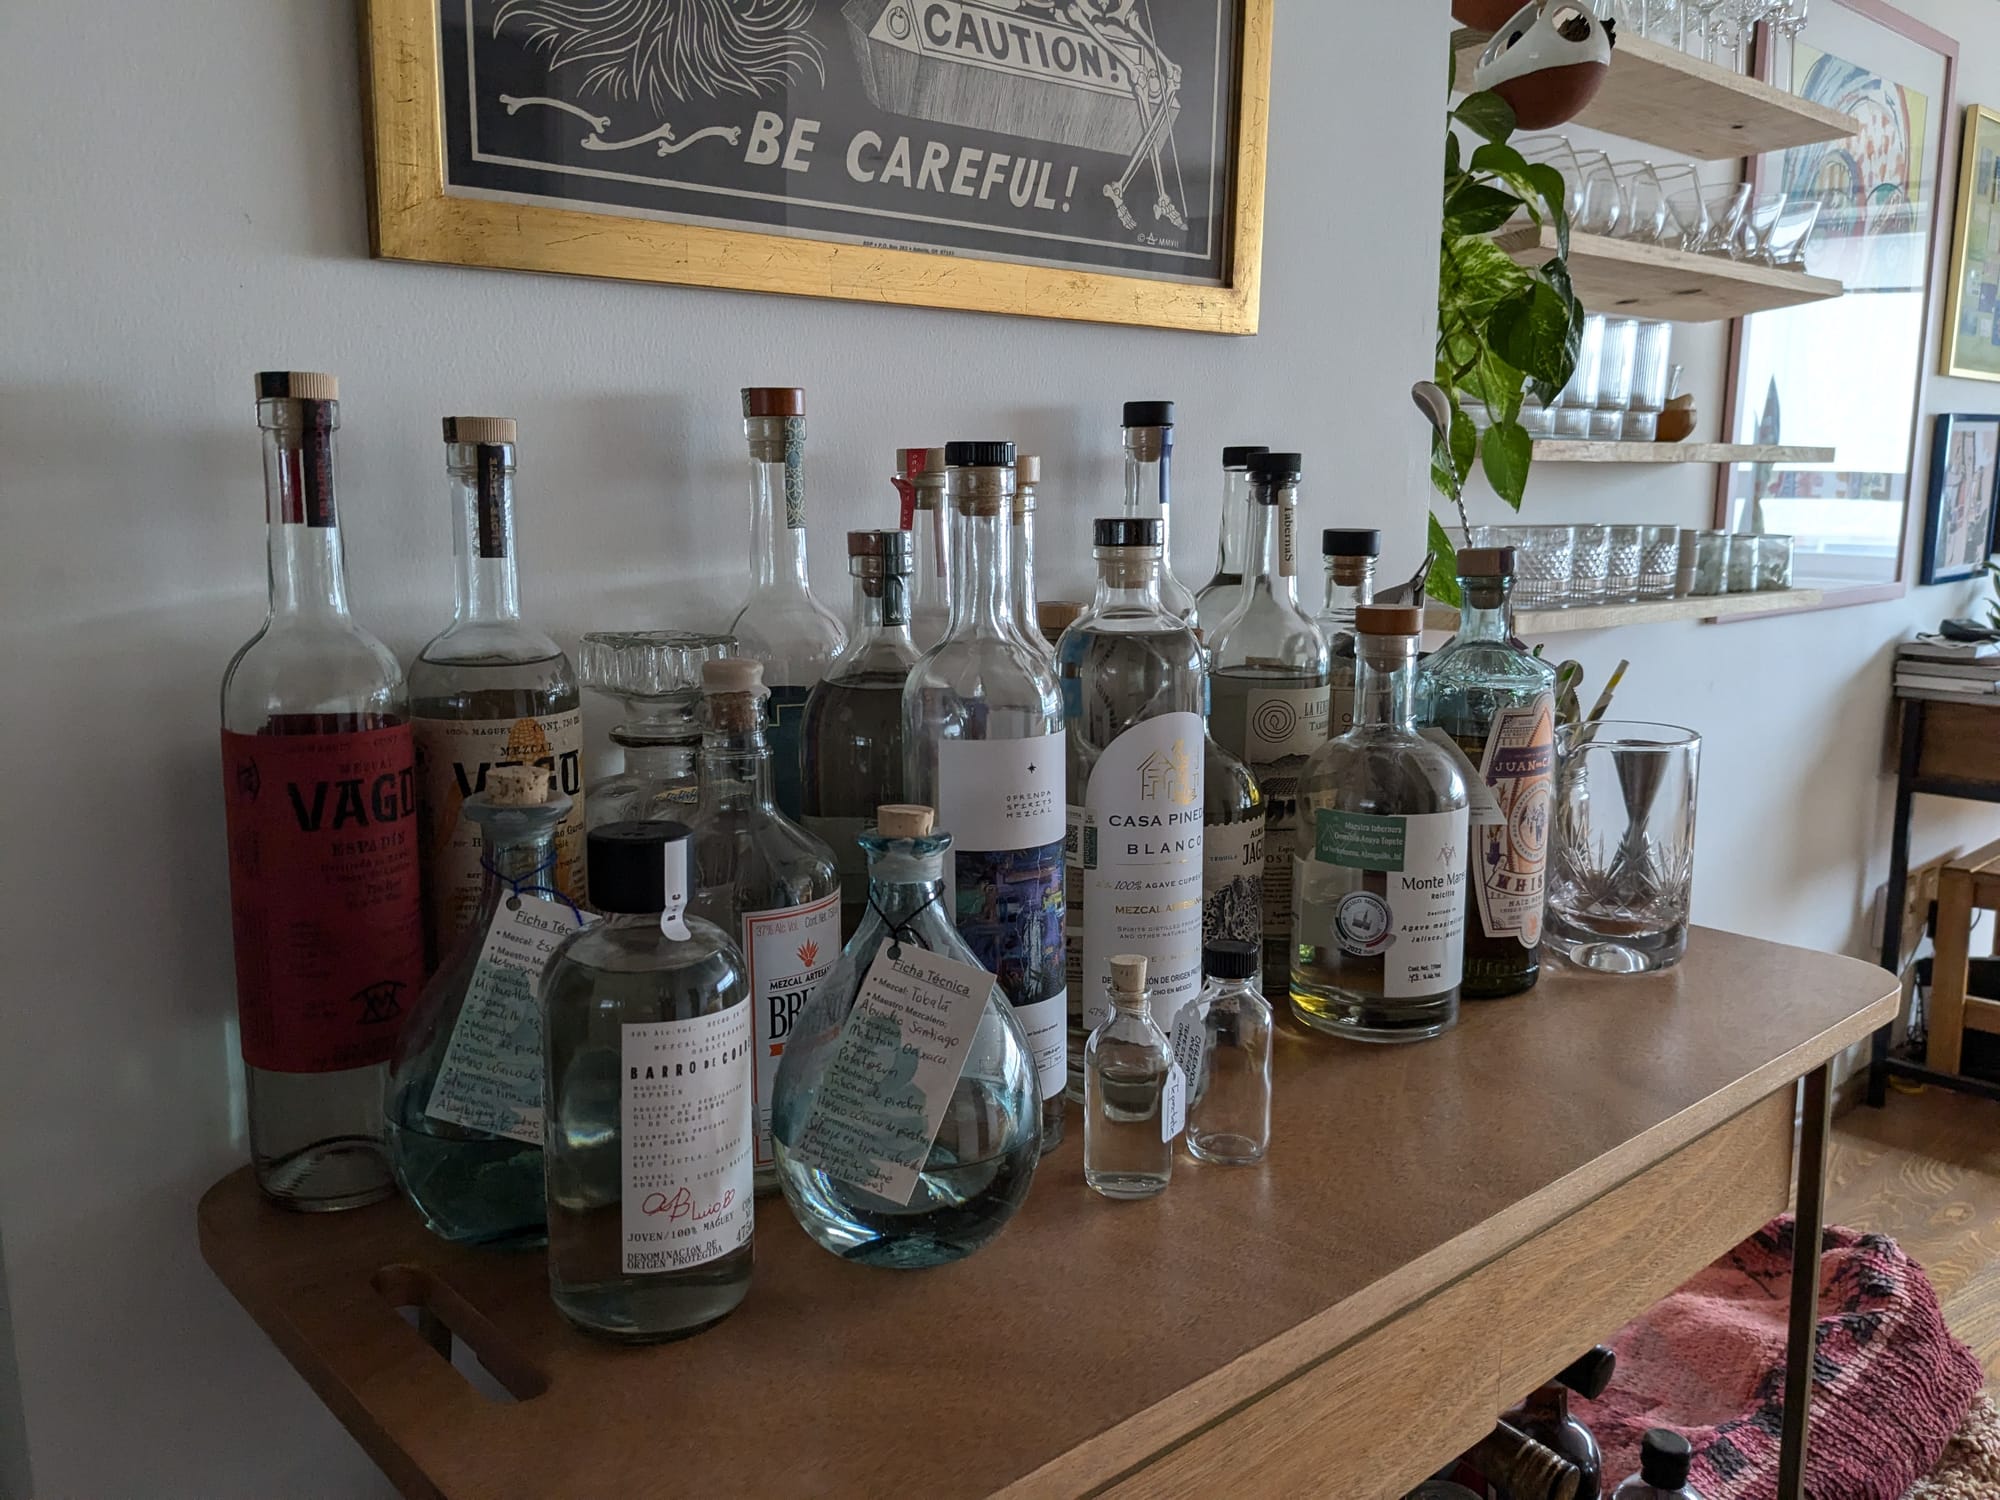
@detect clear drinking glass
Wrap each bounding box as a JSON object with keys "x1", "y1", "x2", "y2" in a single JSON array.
[
  {"x1": 1593, "y1": 320, "x2": 1640, "y2": 439},
  {"x1": 1605, "y1": 526, "x2": 1644, "y2": 602},
  {"x1": 1571, "y1": 524, "x2": 1612, "y2": 605},
  {"x1": 1742, "y1": 191, "x2": 1790, "y2": 263},
  {"x1": 1512, "y1": 524, "x2": 1578, "y2": 609},
  {"x1": 1625, "y1": 322, "x2": 1674, "y2": 442},
  {"x1": 1638, "y1": 526, "x2": 1681, "y2": 598},
  {"x1": 1555, "y1": 317, "x2": 1606, "y2": 438},
  {"x1": 1577, "y1": 152, "x2": 1625, "y2": 237},
  {"x1": 1698, "y1": 182, "x2": 1752, "y2": 256},
  {"x1": 1614, "y1": 163, "x2": 1671, "y2": 245},
  {"x1": 1547, "y1": 724, "x2": 1701, "y2": 974},
  {"x1": 1726, "y1": 533, "x2": 1759, "y2": 592},
  {"x1": 1665, "y1": 187, "x2": 1709, "y2": 252},
  {"x1": 1688, "y1": 531, "x2": 1732, "y2": 596},
  {"x1": 1768, "y1": 196, "x2": 1825, "y2": 269},
  {"x1": 1757, "y1": 534, "x2": 1795, "y2": 590}
]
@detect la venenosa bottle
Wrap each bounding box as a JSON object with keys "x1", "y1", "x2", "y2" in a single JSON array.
[{"x1": 219, "y1": 371, "x2": 423, "y2": 1210}]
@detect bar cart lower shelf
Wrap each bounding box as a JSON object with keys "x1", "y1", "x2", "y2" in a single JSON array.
[{"x1": 199, "y1": 930, "x2": 1894, "y2": 1500}]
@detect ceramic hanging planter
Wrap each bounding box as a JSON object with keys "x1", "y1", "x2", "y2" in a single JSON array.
[{"x1": 1473, "y1": 1, "x2": 1616, "y2": 131}]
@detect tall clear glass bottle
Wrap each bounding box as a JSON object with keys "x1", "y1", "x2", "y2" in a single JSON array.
[
  {"x1": 1420, "y1": 547, "x2": 1557, "y2": 1000},
  {"x1": 894, "y1": 446, "x2": 953, "y2": 654},
  {"x1": 1120, "y1": 401, "x2": 1198, "y2": 623},
  {"x1": 802, "y1": 531, "x2": 919, "y2": 939},
  {"x1": 1195, "y1": 444, "x2": 1269, "y2": 629},
  {"x1": 1317, "y1": 528, "x2": 1381, "y2": 738},
  {"x1": 1207, "y1": 453, "x2": 1331, "y2": 982},
  {"x1": 1293, "y1": 606, "x2": 1468, "y2": 1042},
  {"x1": 1202, "y1": 726, "x2": 1265, "y2": 988},
  {"x1": 903, "y1": 441, "x2": 1069, "y2": 1147},
  {"x1": 1013, "y1": 454, "x2": 1054, "y2": 663},
  {"x1": 1084, "y1": 954, "x2": 1175, "y2": 1199},
  {"x1": 686, "y1": 658, "x2": 840, "y2": 1194},
  {"x1": 577, "y1": 630, "x2": 734, "y2": 827},
  {"x1": 1059, "y1": 517, "x2": 1205, "y2": 1076},
  {"x1": 220, "y1": 371, "x2": 421, "y2": 1211},
  {"x1": 541, "y1": 821, "x2": 753, "y2": 1343},
  {"x1": 411, "y1": 417, "x2": 584, "y2": 964},
  {"x1": 729, "y1": 387, "x2": 847, "y2": 823}
]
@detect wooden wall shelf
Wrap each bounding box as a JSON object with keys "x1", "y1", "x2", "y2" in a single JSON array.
[
  {"x1": 1426, "y1": 588, "x2": 1824, "y2": 635},
  {"x1": 1496, "y1": 226, "x2": 1843, "y2": 322},
  {"x1": 1452, "y1": 30, "x2": 1854, "y2": 160},
  {"x1": 1534, "y1": 441, "x2": 1836, "y2": 464}
]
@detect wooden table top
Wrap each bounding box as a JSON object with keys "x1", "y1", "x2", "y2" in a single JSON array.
[{"x1": 198, "y1": 928, "x2": 1897, "y2": 1500}]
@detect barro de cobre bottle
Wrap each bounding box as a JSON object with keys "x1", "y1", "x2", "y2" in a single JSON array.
[
  {"x1": 578, "y1": 630, "x2": 734, "y2": 827},
  {"x1": 220, "y1": 371, "x2": 422, "y2": 1211},
  {"x1": 540, "y1": 821, "x2": 753, "y2": 1342},
  {"x1": 772, "y1": 805, "x2": 1042, "y2": 1267}
]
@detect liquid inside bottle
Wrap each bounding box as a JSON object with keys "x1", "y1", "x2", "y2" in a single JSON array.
[{"x1": 1084, "y1": 955, "x2": 1175, "y2": 1199}]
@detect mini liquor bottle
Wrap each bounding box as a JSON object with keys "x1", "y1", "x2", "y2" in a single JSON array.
[
  {"x1": 540, "y1": 821, "x2": 753, "y2": 1342},
  {"x1": 1420, "y1": 547, "x2": 1557, "y2": 1000},
  {"x1": 577, "y1": 630, "x2": 734, "y2": 827},
  {"x1": 1013, "y1": 453, "x2": 1054, "y2": 663},
  {"x1": 1185, "y1": 941, "x2": 1273, "y2": 1165},
  {"x1": 729, "y1": 387, "x2": 847, "y2": 822},
  {"x1": 1505, "y1": 1347, "x2": 1616, "y2": 1500},
  {"x1": 1120, "y1": 401, "x2": 1198, "y2": 622},
  {"x1": 772, "y1": 805, "x2": 1042, "y2": 1265},
  {"x1": 802, "y1": 531, "x2": 919, "y2": 939},
  {"x1": 1084, "y1": 954, "x2": 1175, "y2": 1199},
  {"x1": 220, "y1": 371, "x2": 422, "y2": 1211},
  {"x1": 386, "y1": 767, "x2": 587, "y2": 1247},
  {"x1": 1060, "y1": 517, "x2": 1206, "y2": 1073},
  {"x1": 1317, "y1": 528, "x2": 1381, "y2": 737},
  {"x1": 411, "y1": 418, "x2": 584, "y2": 962},
  {"x1": 687, "y1": 658, "x2": 840, "y2": 1194},
  {"x1": 1610, "y1": 1432, "x2": 1701, "y2": 1500},
  {"x1": 1195, "y1": 444, "x2": 1269, "y2": 628},
  {"x1": 1464, "y1": 1422, "x2": 1586, "y2": 1500},
  {"x1": 894, "y1": 446, "x2": 953, "y2": 654},
  {"x1": 1293, "y1": 605, "x2": 1468, "y2": 1042},
  {"x1": 904, "y1": 441, "x2": 1069, "y2": 1147},
  {"x1": 1208, "y1": 453, "x2": 1332, "y2": 982}
]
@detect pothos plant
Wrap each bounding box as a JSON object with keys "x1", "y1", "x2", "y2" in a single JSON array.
[{"x1": 1428, "y1": 86, "x2": 1585, "y2": 607}]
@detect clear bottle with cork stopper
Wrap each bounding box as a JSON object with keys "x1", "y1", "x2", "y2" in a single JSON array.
[
  {"x1": 1120, "y1": 401, "x2": 1198, "y2": 623},
  {"x1": 893, "y1": 447, "x2": 953, "y2": 654},
  {"x1": 411, "y1": 416, "x2": 584, "y2": 966},
  {"x1": 1293, "y1": 603, "x2": 1468, "y2": 1042},
  {"x1": 1317, "y1": 527, "x2": 1381, "y2": 736},
  {"x1": 578, "y1": 630, "x2": 735, "y2": 827},
  {"x1": 220, "y1": 370, "x2": 421, "y2": 1211},
  {"x1": 1013, "y1": 453, "x2": 1053, "y2": 662},
  {"x1": 1084, "y1": 954, "x2": 1177, "y2": 1198},
  {"x1": 1196, "y1": 444, "x2": 1270, "y2": 629}
]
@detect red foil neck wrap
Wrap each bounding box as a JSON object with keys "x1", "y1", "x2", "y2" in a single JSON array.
[{"x1": 282, "y1": 401, "x2": 338, "y2": 528}]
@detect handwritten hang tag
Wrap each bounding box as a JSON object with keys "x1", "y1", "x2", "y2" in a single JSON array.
[
  {"x1": 1161, "y1": 1061, "x2": 1188, "y2": 1143},
  {"x1": 659, "y1": 836, "x2": 692, "y2": 941},
  {"x1": 788, "y1": 945, "x2": 992, "y2": 1207}
]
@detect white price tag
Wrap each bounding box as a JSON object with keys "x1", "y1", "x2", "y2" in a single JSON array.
[
  {"x1": 660, "y1": 836, "x2": 692, "y2": 940},
  {"x1": 1162, "y1": 1061, "x2": 1188, "y2": 1143}
]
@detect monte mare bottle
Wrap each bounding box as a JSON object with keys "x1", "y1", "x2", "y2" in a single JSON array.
[{"x1": 1194, "y1": 444, "x2": 1269, "y2": 630}]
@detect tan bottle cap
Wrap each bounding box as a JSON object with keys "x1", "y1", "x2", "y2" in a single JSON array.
[
  {"x1": 702, "y1": 657, "x2": 766, "y2": 694},
  {"x1": 1355, "y1": 604, "x2": 1425, "y2": 637},
  {"x1": 876, "y1": 805, "x2": 935, "y2": 837},
  {"x1": 483, "y1": 764, "x2": 550, "y2": 806},
  {"x1": 255, "y1": 371, "x2": 337, "y2": 401},
  {"x1": 442, "y1": 416, "x2": 517, "y2": 444},
  {"x1": 741, "y1": 387, "x2": 806, "y2": 417},
  {"x1": 1456, "y1": 546, "x2": 1515, "y2": 579},
  {"x1": 1038, "y1": 600, "x2": 1087, "y2": 633},
  {"x1": 896, "y1": 447, "x2": 948, "y2": 473},
  {"x1": 1016, "y1": 454, "x2": 1042, "y2": 484},
  {"x1": 1109, "y1": 954, "x2": 1149, "y2": 993}
]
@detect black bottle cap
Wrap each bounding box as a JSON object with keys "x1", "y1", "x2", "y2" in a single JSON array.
[
  {"x1": 945, "y1": 440, "x2": 1016, "y2": 468},
  {"x1": 1249, "y1": 451, "x2": 1303, "y2": 482},
  {"x1": 1122, "y1": 400, "x2": 1175, "y2": 428},
  {"x1": 1322, "y1": 528, "x2": 1381, "y2": 558},
  {"x1": 1639, "y1": 1430, "x2": 1692, "y2": 1489},
  {"x1": 1203, "y1": 940, "x2": 1259, "y2": 980},
  {"x1": 1555, "y1": 1346, "x2": 1617, "y2": 1401},
  {"x1": 1223, "y1": 444, "x2": 1270, "y2": 468},
  {"x1": 1095, "y1": 517, "x2": 1162, "y2": 547},
  {"x1": 587, "y1": 820, "x2": 689, "y2": 914}
]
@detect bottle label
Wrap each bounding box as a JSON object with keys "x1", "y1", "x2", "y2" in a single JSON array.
[
  {"x1": 937, "y1": 732, "x2": 1065, "y2": 851},
  {"x1": 1473, "y1": 695, "x2": 1556, "y2": 946},
  {"x1": 1277, "y1": 504, "x2": 1297, "y2": 579},
  {"x1": 620, "y1": 1006, "x2": 755, "y2": 1275},
  {"x1": 782, "y1": 415, "x2": 807, "y2": 529},
  {"x1": 1304, "y1": 807, "x2": 1468, "y2": 998},
  {"x1": 475, "y1": 447, "x2": 509, "y2": 558},
  {"x1": 1202, "y1": 816, "x2": 1265, "y2": 962},
  {"x1": 1161, "y1": 1061, "x2": 1188, "y2": 1142},
  {"x1": 413, "y1": 710, "x2": 586, "y2": 955},
  {"x1": 221, "y1": 726, "x2": 425, "y2": 1072},
  {"x1": 425, "y1": 894, "x2": 596, "y2": 1144},
  {"x1": 660, "y1": 836, "x2": 692, "y2": 941},
  {"x1": 765, "y1": 686, "x2": 812, "y2": 821},
  {"x1": 788, "y1": 946, "x2": 992, "y2": 1206},
  {"x1": 1243, "y1": 684, "x2": 1330, "y2": 761},
  {"x1": 288, "y1": 408, "x2": 337, "y2": 527},
  {"x1": 1078, "y1": 712, "x2": 1205, "y2": 1032},
  {"x1": 742, "y1": 892, "x2": 842, "y2": 1169},
  {"x1": 1063, "y1": 802, "x2": 1087, "y2": 999}
]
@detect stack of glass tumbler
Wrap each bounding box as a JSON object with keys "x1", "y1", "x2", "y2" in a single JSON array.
[{"x1": 1468, "y1": 524, "x2": 1794, "y2": 608}]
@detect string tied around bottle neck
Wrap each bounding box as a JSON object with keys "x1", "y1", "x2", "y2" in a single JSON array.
[
  {"x1": 870, "y1": 886, "x2": 942, "y2": 959},
  {"x1": 482, "y1": 850, "x2": 586, "y2": 925}
]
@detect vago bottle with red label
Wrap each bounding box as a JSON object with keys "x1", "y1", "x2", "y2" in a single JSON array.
[{"x1": 220, "y1": 372, "x2": 424, "y2": 1210}]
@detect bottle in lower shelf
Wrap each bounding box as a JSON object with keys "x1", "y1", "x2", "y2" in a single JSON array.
[
  {"x1": 1459, "y1": 1419, "x2": 1584, "y2": 1500},
  {"x1": 1610, "y1": 1431, "x2": 1702, "y2": 1500},
  {"x1": 1503, "y1": 1346, "x2": 1617, "y2": 1500}
]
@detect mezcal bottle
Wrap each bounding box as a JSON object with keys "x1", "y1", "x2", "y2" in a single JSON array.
[
  {"x1": 1120, "y1": 402, "x2": 1198, "y2": 623},
  {"x1": 411, "y1": 417, "x2": 584, "y2": 962},
  {"x1": 1202, "y1": 730, "x2": 1265, "y2": 987},
  {"x1": 1420, "y1": 547, "x2": 1556, "y2": 1000},
  {"x1": 686, "y1": 658, "x2": 841, "y2": 1193},
  {"x1": 894, "y1": 447, "x2": 953, "y2": 654},
  {"x1": 729, "y1": 387, "x2": 846, "y2": 822},
  {"x1": 1317, "y1": 528, "x2": 1380, "y2": 737},
  {"x1": 1207, "y1": 453, "x2": 1331, "y2": 981},
  {"x1": 903, "y1": 441, "x2": 1069, "y2": 1147},
  {"x1": 577, "y1": 630, "x2": 734, "y2": 827},
  {"x1": 1293, "y1": 605, "x2": 1467, "y2": 1042},
  {"x1": 1194, "y1": 445, "x2": 1269, "y2": 628},
  {"x1": 1013, "y1": 454, "x2": 1054, "y2": 663},
  {"x1": 802, "y1": 530, "x2": 919, "y2": 938}
]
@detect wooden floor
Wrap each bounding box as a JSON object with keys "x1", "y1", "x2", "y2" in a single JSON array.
[{"x1": 1827, "y1": 1084, "x2": 2000, "y2": 1386}]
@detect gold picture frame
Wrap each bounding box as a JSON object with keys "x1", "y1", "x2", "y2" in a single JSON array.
[
  {"x1": 1941, "y1": 104, "x2": 2000, "y2": 381},
  {"x1": 360, "y1": 0, "x2": 1271, "y2": 333}
]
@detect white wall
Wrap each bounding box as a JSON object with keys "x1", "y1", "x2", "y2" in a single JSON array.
[{"x1": 1, "y1": 1, "x2": 1995, "y2": 1495}]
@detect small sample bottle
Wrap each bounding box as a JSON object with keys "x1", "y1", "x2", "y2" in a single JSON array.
[
  {"x1": 1185, "y1": 941, "x2": 1273, "y2": 1165},
  {"x1": 1610, "y1": 1431, "x2": 1701, "y2": 1500},
  {"x1": 894, "y1": 446, "x2": 954, "y2": 654},
  {"x1": 1119, "y1": 401, "x2": 1199, "y2": 622},
  {"x1": 1317, "y1": 528, "x2": 1381, "y2": 736},
  {"x1": 801, "y1": 530, "x2": 920, "y2": 938},
  {"x1": 771, "y1": 805, "x2": 1042, "y2": 1267},
  {"x1": 1293, "y1": 605, "x2": 1468, "y2": 1042},
  {"x1": 1505, "y1": 1346, "x2": 1616, "y2": 1500},
  {"x1": 1013, "y1": 454, "x2": 1054, "y2": 662},
  {"x1": 540, "y1": 821, "x2": 753, "y2": 1343},
  {"x1": 577, "y1": 630, "x2": 735, "y2": 827},
  {"x1": 1084, "y1": 955, "x2": 1176, "y2": 1199},
  {"x1": 1194, "y1": 444, "x2": 1269, "y2": 629}
]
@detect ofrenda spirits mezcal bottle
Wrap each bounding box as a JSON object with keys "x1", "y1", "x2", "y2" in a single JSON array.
[
  {"x1": 903, "y1": 442, "x2": 1069, "y2": 1147},
  {"x1": 578, "y1": 630, "x2": 734, "y2": 827},
  {"x1": 1194, "y1": 445, "x2": 1269, "y2": 629},
  {"x1": 411, "y1": 417, "x2": 584, "y2": 964},
  {"x1": 1119, "y1": 402, "x2": 1199, "y2": 623},
  {"x1": 220, "y1": 371, "x2": 422, "y2": 1211},
  {"x1": 729, "y1": 387, "x2": 846, "y2": 823}
]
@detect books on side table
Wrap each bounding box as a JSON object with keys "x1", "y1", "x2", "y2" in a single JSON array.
[{"x1": 1896, "y1": 635, "x2": 2000, "y2": 699}]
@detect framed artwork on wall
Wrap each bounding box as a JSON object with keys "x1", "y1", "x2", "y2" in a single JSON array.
[
  {"x1": 1940, "y1": 104, "x2": 2000, "y2": 382},
  {"x1": 360, "y1": 0, "x2": 1272, "y2": 333},
  {"x1": 1921, "y1": 413, "x2": 2000, "y2": 583}
]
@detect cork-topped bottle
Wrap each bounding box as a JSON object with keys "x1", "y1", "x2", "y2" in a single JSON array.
[{"x1": 893, "y1": 447, "x2": 953, "y2": 654}]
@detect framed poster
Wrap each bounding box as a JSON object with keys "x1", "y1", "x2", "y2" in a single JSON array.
[
  {"x1": 1921, "y1": 413, "x2": 2000, "y2": 583},
  {"x1": 361, "y1": 0, "x2": 1271, "y2": 332},
  {"x1": 1718, "y1": 0, "x2": 1957, "y2": 601},
  {"x1": 1941, "y1": 104, "x2": 2000, "y2": 381}
]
